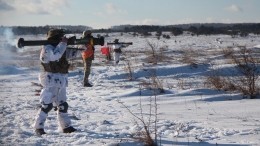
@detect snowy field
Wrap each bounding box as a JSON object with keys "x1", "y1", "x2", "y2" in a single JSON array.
[{"x1": 1, "y1": 32, "x2": 260, "y2": 146}]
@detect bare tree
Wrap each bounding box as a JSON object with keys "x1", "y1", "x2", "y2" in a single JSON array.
[
  {"x1": 118, "y1": 95, "x2": 158, "y2": 146},
  {"x1": 230, "y1": 47, "x2": 260, "y2": 98},
  {"x1": 207, "y1": 46, "x2": 260, "y2": 99}
]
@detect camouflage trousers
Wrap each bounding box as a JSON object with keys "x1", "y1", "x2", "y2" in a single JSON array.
[{"x1": 83, "y1": 58, "x2": 93, "y2": 84}]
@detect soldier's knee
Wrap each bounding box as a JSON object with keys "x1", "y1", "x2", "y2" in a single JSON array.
[
  {"x1": 41, "y1": 103, "x2": 53, "y2": 113},
  {"x1": 58, "y1": 102, "x2": 68, "y2": 113}
]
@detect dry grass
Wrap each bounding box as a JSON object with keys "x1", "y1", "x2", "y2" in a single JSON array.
[
  {"x1": 144, "y1": 41, "x2": 172, "y2": 64},
  {"x1": 180, "y1": 48, "x2": 199, "y2": 68},
  {"x1": 118, "y1": 98, "x2": 158, "y2": 146},
  {"x1": 206, "y1": 46, "x2": 260, "y2": 99}
]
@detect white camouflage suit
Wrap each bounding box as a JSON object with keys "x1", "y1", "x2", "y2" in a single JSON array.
[
  {"x1": 33, "y1": 41, "x2": 79, "y2": 130},
  {"x1": 112, "y1": 44, "x2": 127, "y2": 65}
]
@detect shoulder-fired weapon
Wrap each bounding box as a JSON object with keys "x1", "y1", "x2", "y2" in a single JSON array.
[{"x1": 17, "y1": 36, "x2": 104, "y2": 48}]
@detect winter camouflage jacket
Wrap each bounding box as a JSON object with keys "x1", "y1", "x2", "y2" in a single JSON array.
[{"x1": 39, "y1": 42, "x2": 80, "y2": 88}]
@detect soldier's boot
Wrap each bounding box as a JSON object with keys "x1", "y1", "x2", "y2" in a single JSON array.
[{"x1": 63, "y1": 126, "x2": 77, "y2": 133}]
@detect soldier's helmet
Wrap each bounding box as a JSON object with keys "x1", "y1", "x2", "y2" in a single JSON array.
[
  {"x1": 47, "y1": 29, "x2": 65, "y2": 40},
  {"x1": 83, "y1": 30, "x2": 92, "y2": 37}
]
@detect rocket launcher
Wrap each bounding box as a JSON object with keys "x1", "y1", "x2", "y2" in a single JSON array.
[{"x1": 17, "y1": 36, "x2": 104, "y2": 48}]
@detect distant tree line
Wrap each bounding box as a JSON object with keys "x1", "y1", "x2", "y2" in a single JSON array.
[
  {"x1": 94, "y1": 23, "x2": 260, "y2": 37},
  {"x1": 0, "y1": 25, "x2": 91, "y2": 35},
  {"x1": 0, "y1": 23, "x2": 260, "y2": 37},
  {"x1": 185, "y1": 24, "x2": 260, "y2": 37}
]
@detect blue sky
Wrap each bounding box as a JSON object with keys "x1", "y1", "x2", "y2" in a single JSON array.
[{"x1": 0, "y1": 0, "x2": 259, "y2": 29}]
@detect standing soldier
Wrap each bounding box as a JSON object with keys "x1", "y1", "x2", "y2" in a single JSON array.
[
  {"x1": 112, "y1": 39, "x2": 129, "y2": 65},
  {"x1": 78, "y1": 30, "x2": 95, "y2": 87},
  {"x1": 34, "y1": 29, "x2": 77, "y2": 135}
]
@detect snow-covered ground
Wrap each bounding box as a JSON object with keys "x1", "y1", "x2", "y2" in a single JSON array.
[{"x1": 1, "y1": 32, "x2": 260, "y2": 146}]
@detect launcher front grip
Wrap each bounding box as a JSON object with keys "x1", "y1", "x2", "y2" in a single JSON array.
[{"x1": 17, "y1": 36, "x2": 105, "y2": 48}]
